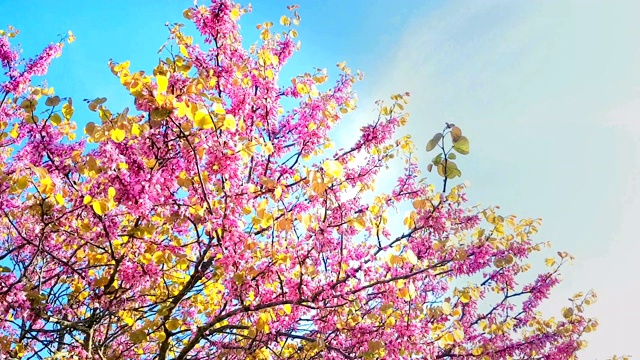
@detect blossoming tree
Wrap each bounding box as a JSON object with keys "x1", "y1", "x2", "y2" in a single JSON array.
[{"x1": 0, "y1": 1, "x2": 601, "y2": 359}]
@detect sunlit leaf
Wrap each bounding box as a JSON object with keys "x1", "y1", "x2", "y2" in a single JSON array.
[
  {"x1": 50, "y1": 113, "x2": 62, "y2": 125},
  {"x1": 194, "y1": 109, "x2": 214, "y2": 129},
  {"x1": 92, "y1": 200, "x2": 108, "y2": 216},
  {"x1": 322, "y1": 160, "x2": 343, "y2": 178},
  {"x1": 156, "y1": 74, "x2": 168, "y2": 94},
  {"x1": 111, "y1": 129, "x2": 125, "y2": 143},
  {"x1": 166, "y1": 318, "x2": 181, "y2": 331},
  {"x1": 453, "y1": 136, "x2": 470, "y2": 155}
]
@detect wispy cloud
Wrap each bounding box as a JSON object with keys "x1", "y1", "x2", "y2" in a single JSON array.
[{"x1": 349, "y1": 1, "x2": 640, "y2": 357}]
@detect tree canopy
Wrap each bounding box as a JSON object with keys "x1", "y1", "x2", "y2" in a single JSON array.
[{"x1": 0, "y1": 1, "x2": 603, "y2": 359}]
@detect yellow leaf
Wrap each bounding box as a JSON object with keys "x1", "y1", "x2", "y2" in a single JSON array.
[
  {"x1": 452, "y1": 136, "x2": 470, "y2": 155},
  {"x1": 108, "y1": 187, "x2": 116, "y2": 199},
  {"x1": 212, "y1": 102, "x2": 226, "y2": 114},
  {"x1": 140, "y1": 253, "x2": 152, "y2": 264},
  {"x1": 223, "y1": 114, "x2": 236, "y2": 130},
  {"x1": 67, "y1": 30, "x2": 76, "y2": 43},
  {"x1": 153, "y1": 251, "x2": 166, "y2": 264},
  {"x1": 9, "y1": 123, "x2": 19, "y2": 138},
  {"x1": 453, "y1": 329, "x2": 465, "y2": 342},
  {"x1": 121, "y1": 312, "x2": 135, "y2": 326},
  {"x1": 40, "y1": 176, "x2": 55, "y2": 194},
  {"x1": 322, "y1": 160, "x2": 343, "y2": 178},
  {"x1": 280, "y1": 15, "x2": 291, "y2": 26},
  {"x1": 111, "y1": 128, "x2": 126, "y2": 143},
  {"x1": 92, "y1": 200, "x2": 108, "y2": 215},
  {"x1": 15, "y1": 344, "x2": 24, "y2": 357},
  {"x1": 177, "y1": 101, "x2": 190, "y2": 117},
  {"x1": 156, "y1": 332, "x2": 166, "y2": 342},
  {"x1": 283, "y1": 304, "x2": 292, "y2": 314},
  {"x1": 545, "y1": 258, "x2": 556, "y2": 267},
  {"x1": 405, "y1": 249, "x2": 418, "y2": 265},
  {"x1": 193, "y1": 109, "x2": 213, "y2": 129},
  {"x1": 459, "y1": 292, "x2": 471, "y2": 303},
  {"x1": 412, "y1": 199, "x2": 428, "y2": 210},
  {"x1": 398, "y1": 282, "x2": 416, "y2": 300},
  {"x1": 296, "y1": 82, "x2": 310, "y2": 95},
  {"x1": 50, "y1": 113, "x2": 63, "y2": 125},
  {"x1": 129, "y1": 329, "x2": 147, "y2": 344},
  {"x1": 54, "y1": 193, "x2": 64, "y2": 205},
  {"x1": 367, "y1": 340, "x2": 385, "y2": 352},
  {"x1": 113, "y1": 60, "x2": 130, "y2": 73},
  {"x1": 441, "y1": 332, "x2": 454, "y2": 345},
  {"x1": 298, "y1": 213, "x2": 312, "y2": 228},
  {"x1": 179, "y1": 45, "x2": 189, "y2": 57},
  {"x1": 230, "y1": 7, "x2": 240, "y2": 20},
  {"x1": 233, "y1": 272, "x2": 245, "y2": 285},
  {"x1": 380, "y1": 303, "x2": 394, "y2": 315},
  {"x1": 156, "y1": 75, "x2": 168, "y2": 94},
  {"x1": 166, "y1": 318, "x2": 181, "y2": 331},
  {"x1": 62, "y1": 102, "x2": 74, "y2": 120},
  {"x1": 388, "y1": 254, "x2": 403, "y2": 267},
  {"x1": 83, "y1": 195, "x2": 93, "y2": 204},
  {"x1": 16, "y1": 176, "x2": 28, "y2": 190},
  {"x1": 403, "y1": 212, "x2": 416, "y2": 229},
  {"x1": 265, "y1": 68, "x2": 274, "y2": 79},
  {"x1": 442, "y1": 302, "x2": 452, "y2": 315},
  {"x1": 131, "y1": 123, "x2": 141, "y2": 136},
  {"x1": 310, "y1": 180, "x2": 327, "y2": 195},
  {"x1": 351, "y1": 216, "x2": 366, "y2": 231},
  {"x1": 256, "y1": 312, "x2": 270, "y2": 333}
]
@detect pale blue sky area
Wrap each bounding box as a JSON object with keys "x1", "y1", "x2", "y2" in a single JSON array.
[{"x1": 2, "y1": 1, "x2": 639, "y2": 358}]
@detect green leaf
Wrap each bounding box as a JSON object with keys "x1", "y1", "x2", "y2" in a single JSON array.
[
  {"x1": 151, "y1": 108, "x2": 171, "y2": 120},
  {"x1": 447, "y1": 153, "x2": 457, "y2": 160},
  {"x1": 437, "y1": 163, "x2": 445, "y2": 177},
  {"x1": 166, "y1": 318, "x2": 181, "y2": 331},
  {"x1": 129, "y1": 329, "x2": 147, "y2": 344},
  {"x1": 50, "y1": 113, "x2": 63, "y2": 125},
  {"x1": 426, "y1": 133, "x2": 443, "y2": 152},
  {"x1": 433, "y1": 153, "x2": 443, "y2": 166},
  {"x1": 453, "y1": 136, "x2": 469, "y2": 155},
  {"x1": 437, "y1": 160, "x2": 462, "y2": 179},
  {"x1": 445, "y1": 162, "x2": 462, "y2": 179}
]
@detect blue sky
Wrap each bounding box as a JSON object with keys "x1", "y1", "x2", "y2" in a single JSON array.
[{"x1": 2, "y1": 1, "x2": 639, "y2": 358}]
